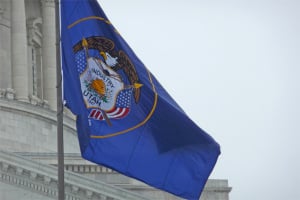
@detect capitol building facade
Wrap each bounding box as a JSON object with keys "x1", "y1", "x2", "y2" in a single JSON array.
[{"x1": 0, "y1": 0, "x2": 231, "y2": 199}]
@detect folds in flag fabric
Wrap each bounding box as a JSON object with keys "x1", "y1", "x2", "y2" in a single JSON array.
[{"x1": 60, "y1": 0, "x2": 220, "y2": 199}]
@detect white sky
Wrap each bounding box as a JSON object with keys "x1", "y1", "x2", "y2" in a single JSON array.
[{"x1": 98, "y1": 1, "x2": 300, "y2": 200}]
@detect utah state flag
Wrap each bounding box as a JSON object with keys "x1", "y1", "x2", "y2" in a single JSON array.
[{"x1": 60, "y1": 0, "x2": 220, "y2": 199}]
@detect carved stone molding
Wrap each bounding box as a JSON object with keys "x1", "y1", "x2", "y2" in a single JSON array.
[
  {"x1": 29, "y1": 94, "x2": 43, "y2": 106},
  {"x1": 27, "y1": 18, "x2": 43, "y2": 47},
  {"x1": 0, "y1": 5, "x2": 4, "y2": 20},
  {"x1": 0, "y1": 151, "x2": 152, "y2": 200},
  {"x1": 0, "y1": 1, "x2": 7, "y2": 21},
  {"x1": 1, "y1": 88, "x2": 16, "y2": 100},
  {"x1": 0, "y1": 4, "x2": 10, "y2": 28},
  {"x1": 0, "y1": 88, "x2": 5, "y2": 98},
  {"x1": 0, "y1": 89, "x2": 50, "y2": 107},
  {"x1": 40, "y1": 0, "x2": 55, "y2": 8},
  {"x1": 41, "y1": 99, "x2": 50, "y2": 109},
  {"x1": 6, "y1": 88, "x2": 16, "y2": 100},
  {"x1": 0, "y1": 163, "x2": 58, "y2": 199}
]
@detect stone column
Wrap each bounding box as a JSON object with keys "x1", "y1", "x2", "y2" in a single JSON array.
[
  {"x1": 41, "y1": 0, "x2": 56, "y2": 110},
  {"x1": 0, "y1": 1, "x2": 12, "y2": 89},
  {"x1": 11, "y1": 0, "x2": 29, "y2": 101},
  {"x1": 27, "y1": 17, "x2": 43, "y2": 98},
  {"x1": 36, "y1": 46, "x2": 43, "y2": 98}
]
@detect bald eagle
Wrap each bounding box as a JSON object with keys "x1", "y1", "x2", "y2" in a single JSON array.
[{"x1": 100, "y1": 51, "x2": 118, "y2": 67}]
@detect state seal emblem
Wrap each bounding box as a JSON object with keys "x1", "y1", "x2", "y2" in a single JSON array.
[{"x1": 73, "y1": 37, "x2": 142, "y2": 125}]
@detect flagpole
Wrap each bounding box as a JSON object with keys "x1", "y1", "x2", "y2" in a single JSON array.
[{"x1": 55, "y1": 0, "x2": 65, "y2": 199}]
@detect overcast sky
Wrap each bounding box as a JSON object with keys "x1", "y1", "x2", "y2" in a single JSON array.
[{"x1": 98, "y1": 1, "x2": 300, "y2": 200}]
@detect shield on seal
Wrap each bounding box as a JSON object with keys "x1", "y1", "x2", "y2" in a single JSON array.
[{"x1": 80, "y1": 57, "x2": 124, "y2": 111}]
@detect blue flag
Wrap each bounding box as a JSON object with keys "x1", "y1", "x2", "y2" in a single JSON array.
[{"x1": 61, "y1": 0, "x2": 220, "y2": 199}]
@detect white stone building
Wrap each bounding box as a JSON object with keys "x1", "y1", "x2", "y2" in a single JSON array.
[{"x1": 0, "y1": 0, "x2": 231, "y2": 199}]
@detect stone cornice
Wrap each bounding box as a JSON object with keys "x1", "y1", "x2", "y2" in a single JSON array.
[
  {"x1": 0, "y1": 151, "x2": 152, "y2": 200},
  {"x1": 15, "y1": 153, "x2": 232, "y2": 195},
  {"x1": 17, "y1": 153, "x2": 120, "y2": 176}
]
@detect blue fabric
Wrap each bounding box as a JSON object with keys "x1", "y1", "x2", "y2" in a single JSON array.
[{"x1": 61, "y1": 0, "x2": 220, "y2": 199}]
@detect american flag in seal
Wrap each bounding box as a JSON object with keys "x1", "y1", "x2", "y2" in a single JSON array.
[{"x1": 88, "y1": 88, "x2": 132, "y2": 120}]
